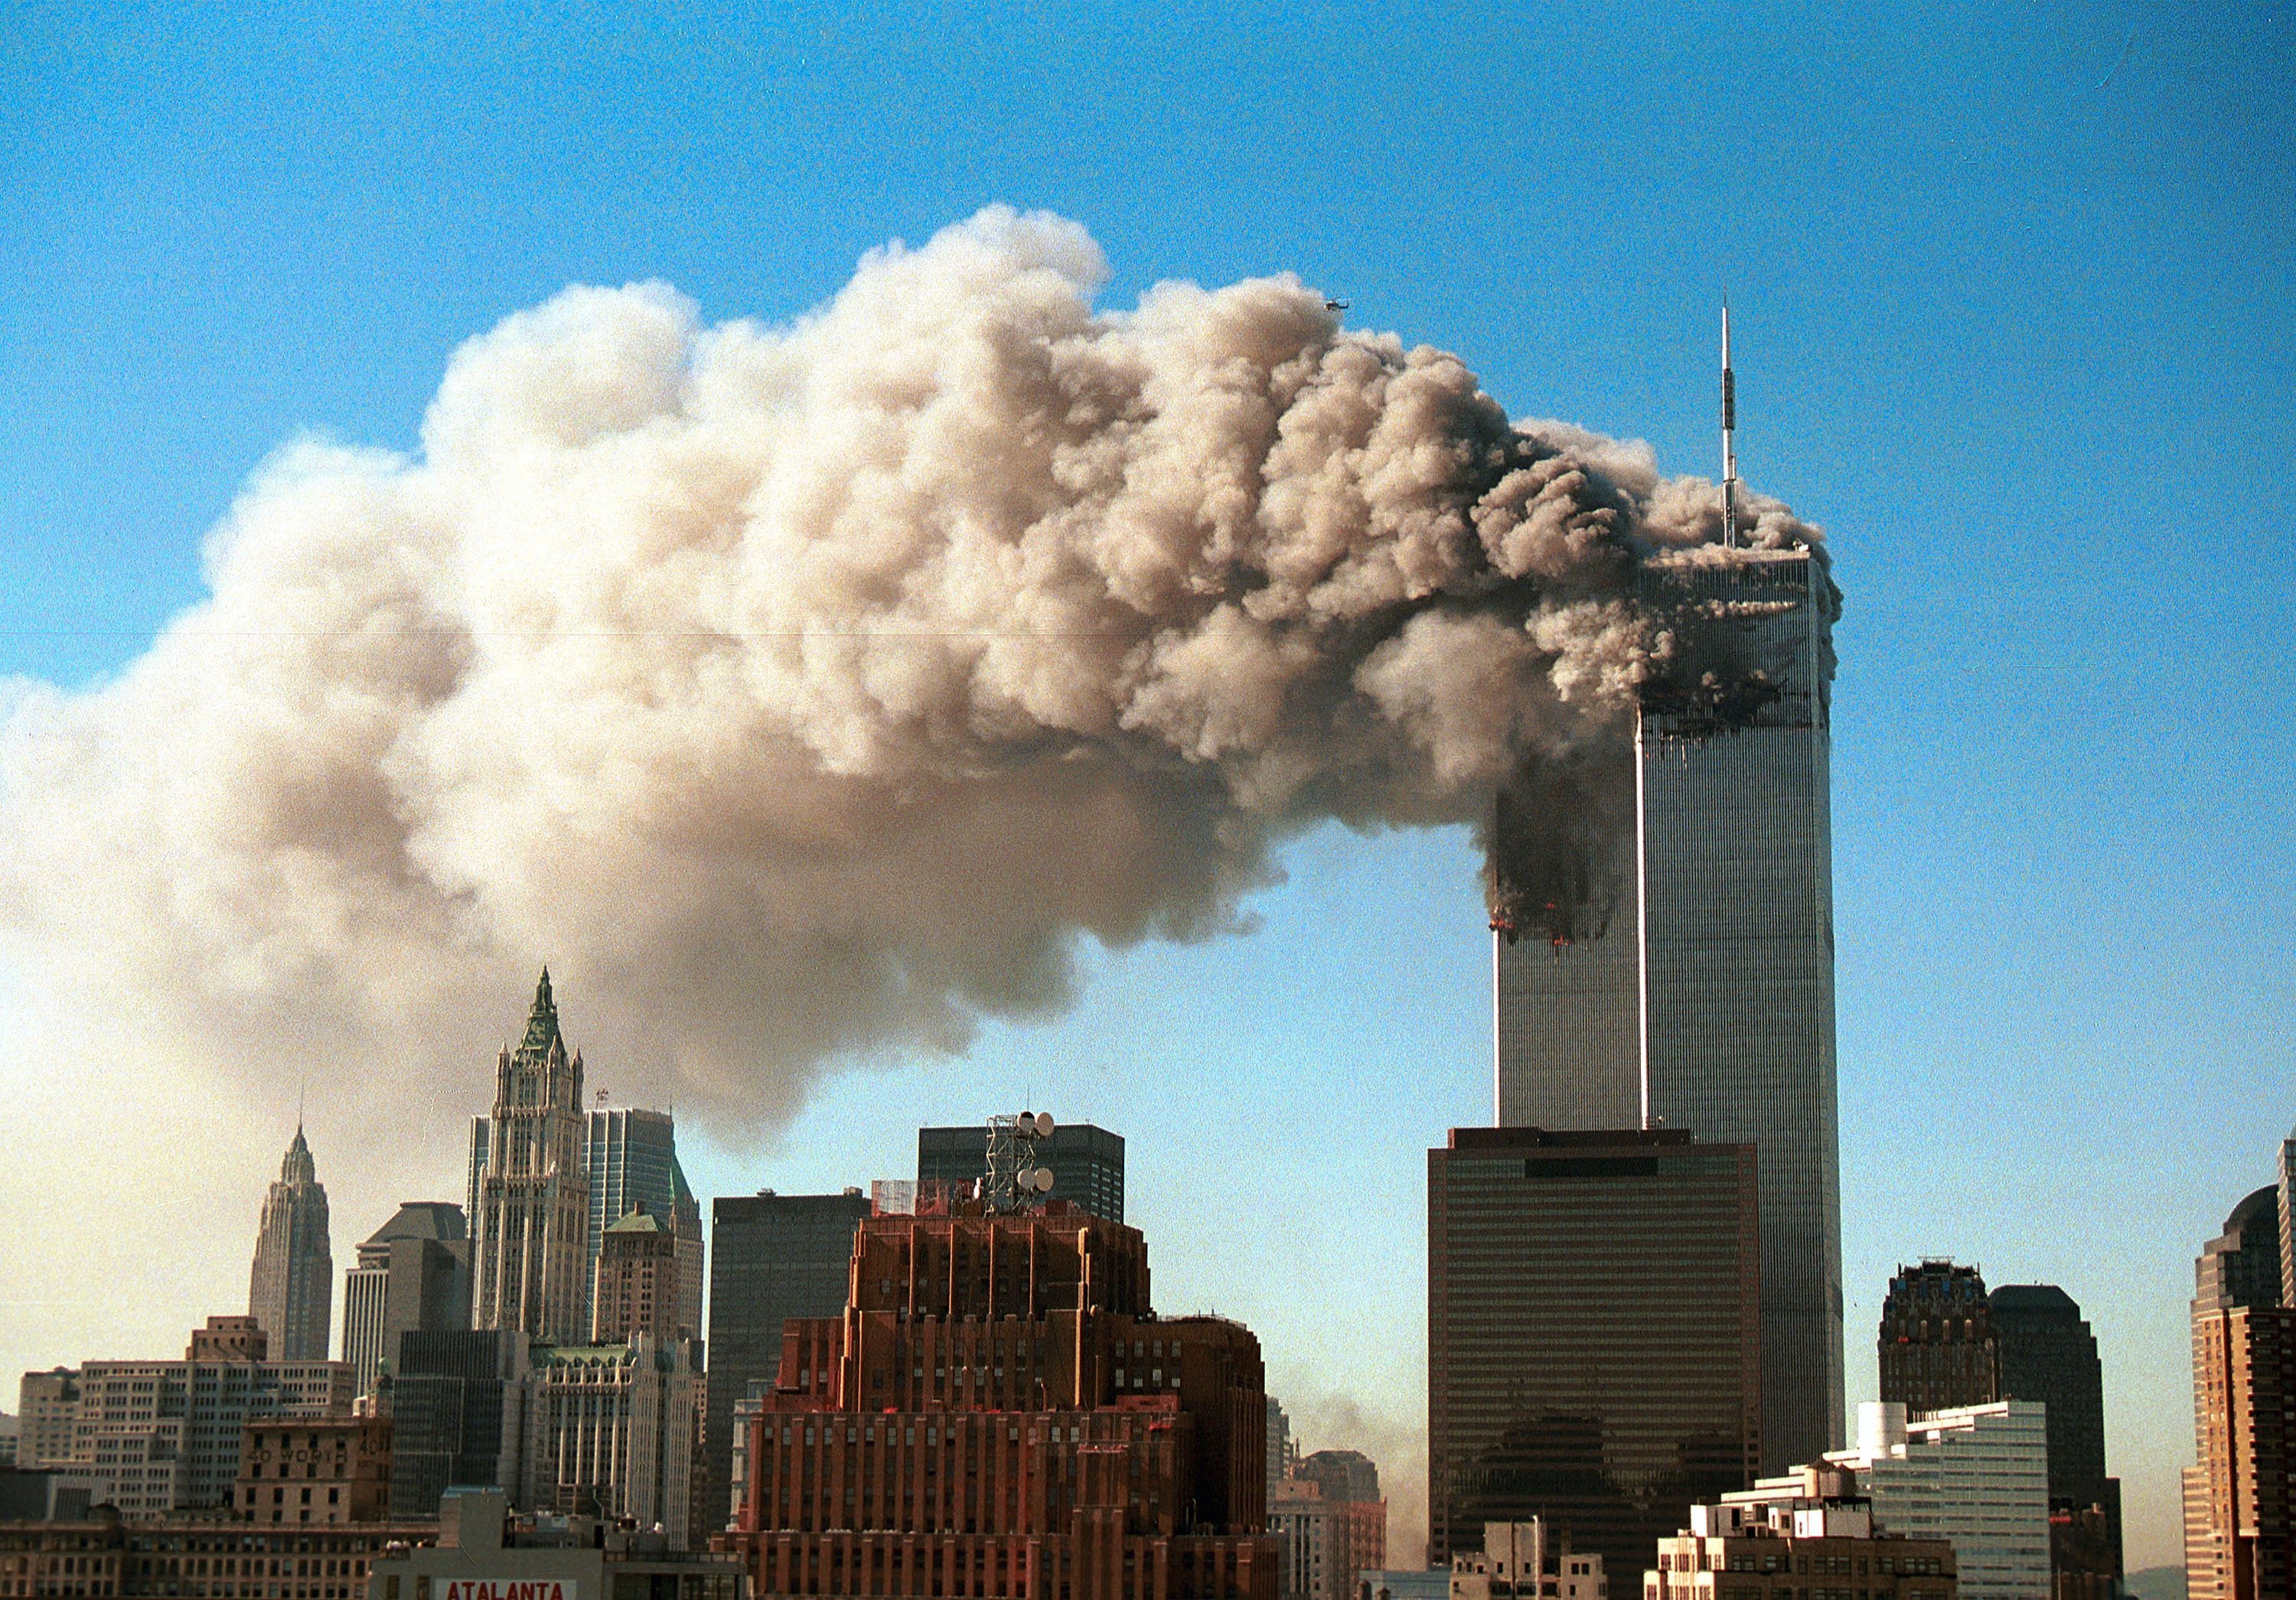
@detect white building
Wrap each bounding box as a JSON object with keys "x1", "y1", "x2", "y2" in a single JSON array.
[
  {"x1": 1453, "y1": 1520, "x2": 1605, "y2": 1600},
  {"x1": 24, "y1": 1325, "x2": 353, "y2": 1517},
  {"x1": 522, "y1": 1334, "x2": 700, "y2": 1546},
  {"x1": 1825, "y1": 1402, "x2": 2050, "y2": 1600}
]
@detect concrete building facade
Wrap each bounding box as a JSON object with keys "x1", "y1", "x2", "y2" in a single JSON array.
[
  {"x1": 23, "y1": 1324, "x2": 354, "y2": 1520},
  {"x1": 1647, "y1": 1468, "x2": 1957, "y2": 1600},
  {"x1": 1451, "y1": 1519, "x2": 1605, "y2": 1600},
  {"x1": 1824, "y1": 1403, "x2": 2050, "y2": 1600},
  {"x1": 341, "y1": 1203, "x2": 470, "y2": 1399},
  {"x1": 236, "y1": 1416, "x2": 394, "y2": 1527},
  {"x1": 521, "y1": 1335, "x2": 700, "y2": 1545}
]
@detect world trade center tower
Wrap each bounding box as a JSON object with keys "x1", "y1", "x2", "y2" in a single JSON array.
[{"x1": 1493, "y1": 537, "x2": 1843, "y2": 1478}]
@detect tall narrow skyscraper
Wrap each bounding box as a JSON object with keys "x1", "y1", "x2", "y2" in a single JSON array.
[
  {"x1": 2185, "y1": 1152, "x2": 2296, "y2": 1600},
  {"x1": 468, "y1": 969, "x2": 592, "y2": 1345},
  {"x1": 1491, "y1": 322, "x2": 1841, "y2": 1472},
  {"x1": 583, "y1": 1106, "x2": 704, "y2": 1337},
  {"x1": 248, "y1": 1126, "x2": 334, "y2": 1362},
  {"x1": 1991, "y1": 1283, "x2": 2124, "y2": 1598},
  {"x1": 341, "y1": 1201, "x2": 471, "y2": 1397}
]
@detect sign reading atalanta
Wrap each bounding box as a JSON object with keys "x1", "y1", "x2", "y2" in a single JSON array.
[{"x1": 441, "y1": 1582, "x2": 578, "y2": 1600}]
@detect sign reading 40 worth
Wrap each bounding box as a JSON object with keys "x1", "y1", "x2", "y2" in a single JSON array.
[{"x1": 441, "y1": 1583, "x2": 576, "y2": 1600}]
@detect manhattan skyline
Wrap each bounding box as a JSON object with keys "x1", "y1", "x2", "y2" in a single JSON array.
[{"x1": 2, "y1": 4, "x2": 2291, "y2": 1579}]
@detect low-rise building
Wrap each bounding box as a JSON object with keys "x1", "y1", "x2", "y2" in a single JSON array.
[
  {"x1": 1825, "y1": 1403, "x2": 2051, "y2": 1600},
  {"x1": 367, "y1": 1488, "x2": 744, "y2": 1600},
  {"x1": 0, "y1": 1508, "x2": 432, "y2": 1598},
  {"x1": 236, "y1": 1418, "x2": 394, "y2": 1527},
  {"x1": 1453, "y1": 1519, "x2": 1603, "y2": 1600},
  {"x1": 1273, "y1": 1452, "x2": 1388, "y2": 1600},
  {"x1": 1646, "y1": 1469, "x2": 1958, "y2": 1600},
  {"x1": 1358, "y1": 1572, "x2": 1450, "y2": 1600}
]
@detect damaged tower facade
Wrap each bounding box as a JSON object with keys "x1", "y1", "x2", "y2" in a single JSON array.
[
  {"x1": 1489, "y1": 319, "x2": 1841, "y2": 1476},
  {"x1": 1492, "y1": 541, "x2": 1841, "y2": 1475}
]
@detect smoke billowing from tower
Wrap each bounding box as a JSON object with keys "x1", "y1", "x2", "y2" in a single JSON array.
[{"x1": 0, "y1": 207, "x2": 1832, "y2": 1119}]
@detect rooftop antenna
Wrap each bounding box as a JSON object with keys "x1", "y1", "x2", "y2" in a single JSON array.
[{"x1": 1720, "y1": 299, "x2": 1739, "y2": 550}]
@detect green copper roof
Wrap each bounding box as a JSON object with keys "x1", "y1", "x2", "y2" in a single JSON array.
[
  {"x1": 605, "y1": 1205, "x2": 670, "y2": 1235},
  {"x1": 518, "y1": 966, "x2": 563, "y2": 1057}
]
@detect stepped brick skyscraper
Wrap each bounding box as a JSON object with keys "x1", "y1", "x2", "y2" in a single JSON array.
[
  {"x1": 468, "y1": 970, "x2": 592, "y2": 1345},
  {"x1": 1492, "y1": 543, "x2": 1841, "y2": 1474},
  {"x1": 248, "y1": 1126, "x2": 334, "y2": 1362},
  {"x1": 724, "y1": 1197, "x2": 1277, "y2": 1600}
]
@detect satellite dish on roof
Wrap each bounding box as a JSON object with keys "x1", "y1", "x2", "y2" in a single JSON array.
[
  {"x1": 1035, "y1": 1168, "x2": 1055, "y2": 1193},
  {"x1": 1034, "y1": 1112, "x2": 1055, "y2": 1139}
]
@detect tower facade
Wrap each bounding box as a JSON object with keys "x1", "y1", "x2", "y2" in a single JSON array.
[
  {"x1": 584, "y1": 1107, "x2": 705, "y2": 1339},
  {"x1": 1492, "y1": 544, "x2": 1841, "y2": 1474},
  {"x1": 703, "y1": 1189, "x2": 872, "y2": 1533},
  {"x1": 918, "y1": 1121, "x2": 1128, "y2": 1222},
  {"x1": 723, "y1": 1201, "x2": 1275, "y2": 1600},
  {"x1": 341, "y1": 1201, "x2": 471, "y2": 1397},
  {"x1": 249, "y1": 1127, "x2": 334, "y2": 1362},
  {"x1": 1990, "y1": 1284, "x2": 2122, "y2": 1599},
  {"x1": 1877, "y1": 1260, "x2": 2000, "y2": 1414},
  {"x1": 2186, "y1": 1165, "x2": 2296, "y2": 1600},
  {"x1": 1427, "y1": 1126, "x2": 1761, "y2": 1581},
  {"x1": 468, "y1": 970, "x2": 592, "y2": 1346}
]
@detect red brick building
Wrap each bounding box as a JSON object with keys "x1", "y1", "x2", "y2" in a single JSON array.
[{"x1": 722, "y1": 1201, "x2": 1276, "y2": 1600}]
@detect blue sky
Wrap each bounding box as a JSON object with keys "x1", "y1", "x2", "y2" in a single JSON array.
[{"x1": 3, "y1": 1, "x2": 2291, "y2": 1569}]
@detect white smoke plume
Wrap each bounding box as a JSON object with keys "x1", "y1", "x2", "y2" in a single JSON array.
[{"x1": 0, "y1": 206, "x2": 1825, "y2": 1124}]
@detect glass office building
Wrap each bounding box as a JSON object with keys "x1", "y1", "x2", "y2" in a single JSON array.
[
  {"x1": 916, "y1": 1120, "x2": 1126, "y2": 1222},
  {"x1": 701, "y1": 1189, "x2": 872, "y2": 1533},
  {"x1": 1427, "y1": 1126, "x2": 1761, "y2": 1580},
  {"x1": 1494, "y1": 546, "x2": 1841, "y2": 1475}
]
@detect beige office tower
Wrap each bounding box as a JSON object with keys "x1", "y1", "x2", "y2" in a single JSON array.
[
  {"x1": 248, "y1": 1126, "x2": 334, "y2": 1361},
  {"x1": 468, "y1": 969, "x2": 592, "y2": 1345},
  {"x1": 1492, "y1": 544, "x2": 1841, "y2": 1477},
  {"x1": 2185, "y1": 1166, "x2": 2296, "y2": 1600}
]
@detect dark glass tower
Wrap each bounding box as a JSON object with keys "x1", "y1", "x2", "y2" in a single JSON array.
[
  {"x1": 917, "y1": 1121, "x2": 1127, "y2": 1222},
  {"x1": 1991, "y1": 1283, "x2": 2123, "y2": 1597},
  {"x1": 702, "y1": 1188, "x2": 872, "y2": 1533},
  {"x1": 1492, "y1": 547, "x2": 1841, "y2": 1475},
  {"x1": 1877, "y1": 1259, "x2": 2000, "y2": 1413},
  {"x1": 386, "y1": 1328, "x2": 527, "y2": 1519},
  {"x1": 1427, "y1": 1126, "x2": 1760, "y2": 1582}
]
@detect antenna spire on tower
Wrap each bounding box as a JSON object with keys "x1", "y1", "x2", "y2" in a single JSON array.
[{"x1": 1720, "y1": 299, "x2": 1739, "y2": 550}]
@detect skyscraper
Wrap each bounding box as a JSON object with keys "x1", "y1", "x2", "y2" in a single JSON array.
[
  {"x1": 249, "y1": 1126, "x2": 334, "y2": 1362},
  {"x1": 468, "y1": 970, "x2": 592, "y2": 1345},
  {"x1": 1491, "y1": 539, "x2": 1840, "y2": 1478},
  {"x1": 1427, "y1": 1126, "x2": 1762, "y2": 1581},
  {"x1": 386, "y1": 1328, "x2": 529, "y2": 1520},
  {"x1": 702, "y1": 1188, "x2": 872, "y2": 1532},
  {"x1": 593, "y1": 1205, "x2": 688, "y2": 1343},
  {"x1": 2185, "y1": 1156, "x2": 2296, "y2": 1600},
  {"x1": 1988, "y1": 1284, "x2": 2122, "y2": 1599},
  {"x1": 341, "y1": 1201, "x2": 471, "y2": 1397},
  {"x1": 1877, "y1": 1260, "x2": 2000, "y2": 1414},
  {"x1": 584, "y1": 1107, "x2": 706, "y2": 1338},
  {"x1": 720, "y1": 1198, "x2": 1277, "y2": 1600},
  {"x1": 918, "y1": 1120, "x2": 1127, "y2": 1221},
  {"x1": 523, "y1": 1334, "x2": 700, "y2": 1542}
]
